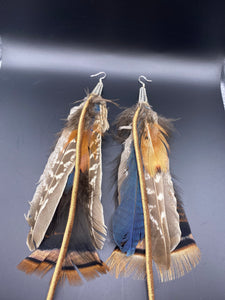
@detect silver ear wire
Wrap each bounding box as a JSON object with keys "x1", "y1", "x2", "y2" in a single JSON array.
[
  {"x1": 138, "y1": 75, "x2": 152, "y2": 103},
  {"x1": 91, "y1": 71, "x2": 106, "y2": 96}
]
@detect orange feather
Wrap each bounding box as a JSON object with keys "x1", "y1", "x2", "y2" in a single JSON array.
[
  {"x1": 79, "y1": 130, "x2": 92, "y2": 172},
  {"x1": 63, "y1": 124, "x2": 103, "y2": 174},
  {"x1": 63, "y1": 130, "x2": 77, "y2": 150},
  {"x1": 63, "y1": 129, "x2": 90, "y2": 173},
  {"x1": 141, "y1": 122, "x2": 169, "y2": 177}
]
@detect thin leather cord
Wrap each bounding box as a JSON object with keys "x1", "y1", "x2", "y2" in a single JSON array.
[
  {"x1": 133, "y1": 105, "x2": 155, "y2": 300},
  {"x1": 46, "y1": 95, "x2": 93, "y2": 300}
]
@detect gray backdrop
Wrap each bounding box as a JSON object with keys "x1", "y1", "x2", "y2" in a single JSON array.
[{"x1": 0, "y1": 40, "x2": 225, "y2": 300}]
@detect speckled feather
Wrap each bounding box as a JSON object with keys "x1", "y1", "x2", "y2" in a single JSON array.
[
  {"x1": 107, "y1": 102, "x2": 200, "y2": 282},
  {"x1": 108, "y1": 102, "x2": 181, "y2": 271},
  {"x1": 24, "y1": 95, "x2": 109, "y2": 252},
  {"x1": 19, "y1": 94, "x2": 110, "y2": 285}
]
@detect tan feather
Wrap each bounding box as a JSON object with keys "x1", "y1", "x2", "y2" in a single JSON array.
[
  {"x1": 156, "y1": 242, "x2": 201, "y2": 282},
  {"x1": 162, "y1": 171, "x2": 181, "y2": 252},
  {"x1": 25, "y1": 123, "x2": 78, "y2": 250},
  {"x1": 28, "y1": 140, "x2": 76, "y2": 251},
  {"x1": 141, "y1": 116, "x2": 180, "y2": 269},
  {"x1": 144, "y1": 171, "x2": 170, "y2": 268},
  {"x1": 107, "y1": 240, "x2": 146, "y2": 280},
  {"x1": 89, "y1": 103, "x2": 109, "y2": 249}
]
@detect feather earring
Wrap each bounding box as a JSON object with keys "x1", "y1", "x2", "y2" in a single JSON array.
[
  {"x1": 106, "y1": 76, "x2": 201, "y2": 300},
  {"x1": 17, "y1": 72, "x2": 110, "y2": 300}
]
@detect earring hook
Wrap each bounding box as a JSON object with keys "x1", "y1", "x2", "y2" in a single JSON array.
[
  {"x1": 90, "y1": 71, "x2": 106, "y2": 95},
  {"x1": 91, "y1": 71, "x2": 106, "y2": 81},
  {"x1": 138, "y1": 75, "x2": 152, "y2": 88},
  {"x1": 138, "y1": 75, "x2": 152, "y2": 103}
]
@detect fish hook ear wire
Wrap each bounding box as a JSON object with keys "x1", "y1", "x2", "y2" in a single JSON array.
[
  {"x1": 138, "y1": 75, "x2": 152, "y2": 103},
  {"x1": 91, "y1": 71, "x2": 107, "y2": 96}
]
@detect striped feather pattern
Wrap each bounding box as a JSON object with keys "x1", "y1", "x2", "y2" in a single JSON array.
[
  {"x1": 25, "y1": 103, "x2": 82, "y2": 250},
  {"x1": 17, "y1": 249, "x2": 108, "y2": 285}
]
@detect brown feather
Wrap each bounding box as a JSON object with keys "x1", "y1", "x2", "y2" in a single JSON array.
[{"x1": 79, "y1": 130, "x2": 91, "y2": 172}]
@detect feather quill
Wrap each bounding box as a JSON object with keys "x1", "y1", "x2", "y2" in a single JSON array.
[{"x1": 18, "y1": 88, "x2": 109, "y2": 299}]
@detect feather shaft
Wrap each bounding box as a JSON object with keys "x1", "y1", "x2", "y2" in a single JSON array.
[
  {"x1": 133, "y1": 106, "x2": 154, "y2": 300},
  {"x1": 46, "y1": 94, "x2": 93, "y2": 300}
]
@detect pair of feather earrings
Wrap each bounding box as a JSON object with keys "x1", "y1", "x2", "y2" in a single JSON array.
[{"x1": 17, "y1": 72, "x2": 200, "y2": 300}]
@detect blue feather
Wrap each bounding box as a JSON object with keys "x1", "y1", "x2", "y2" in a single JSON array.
[
  {"x1": 94, "y1": 104, "x2": 100, "y2": 112},
  {"x1": 64, "y1": 169, "x2": 75, "y2": 193},
  {"x1": 112, "y1": 143, "x2": 144, "y2": 255}
]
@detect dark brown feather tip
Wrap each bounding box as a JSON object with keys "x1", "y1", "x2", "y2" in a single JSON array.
[{"x1": 17, "y1": 249, "x2": 108, "y2": 285}]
